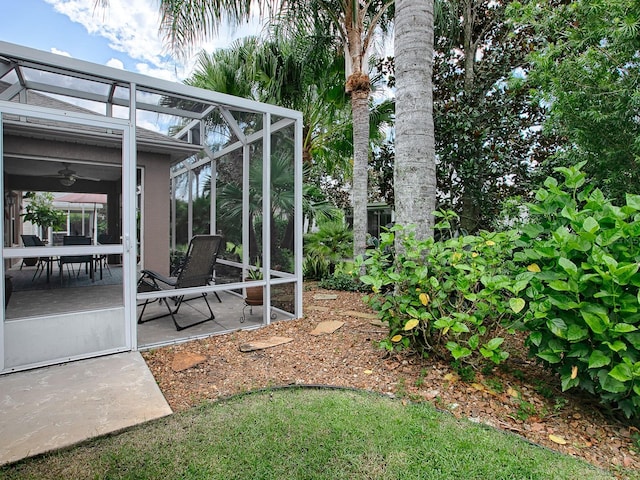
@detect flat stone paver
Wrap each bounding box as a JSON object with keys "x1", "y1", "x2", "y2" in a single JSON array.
[
  {"x1": 239, "y1": 336, "x2": 293, "y2": 352},
  {"x1": 309, "y1": 320, "x2": 345, "y2": 336},
  {"x1": 312, "y1": 293, "x2": 338, "y2": 300},
  {"x1": 171, "y1": 352, "x2": 207, "y2": 372}
]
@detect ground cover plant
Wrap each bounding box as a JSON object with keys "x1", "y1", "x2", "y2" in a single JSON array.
[{"x1": 0, "y1": 389, "x2": 614, "y2": 480}]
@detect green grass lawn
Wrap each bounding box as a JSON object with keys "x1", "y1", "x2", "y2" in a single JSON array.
[{"x1": 0, "y1": 388, "x2": 618, "y2": 480}]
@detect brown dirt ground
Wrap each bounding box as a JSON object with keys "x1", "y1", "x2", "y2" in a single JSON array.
[{"x1": 142, "y1": 283, "x2": 639, "y2": 478}]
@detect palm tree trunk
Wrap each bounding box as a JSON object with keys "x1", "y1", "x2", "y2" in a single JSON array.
[
  {"x1": 394, "y1": 0, "x2": 436, "y2": 245},
  {"x1": 351, "y1": 90, "x2": 370, "y2": 260}
]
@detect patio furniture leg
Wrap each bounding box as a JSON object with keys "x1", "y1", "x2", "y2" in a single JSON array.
[{"x1": 138, "y1": 294, "x2": 215, "y2": 331}]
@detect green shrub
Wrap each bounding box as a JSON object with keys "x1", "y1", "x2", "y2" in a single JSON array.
[
  {"x1": 304, "y1": 212, "x2": 353, "y2": 274},
  {"x1": 514, "y1": 162, "x2": 640, "y2": 419},
  {"x1": 357, "y1": 214, "x2": 522, "y2": 366},
  {"x1": 319, "y1": 272, "x2": 368, "y2": 292},
  {"x1": 303, "y1": 255, "x2": 330, "y2": 280}
]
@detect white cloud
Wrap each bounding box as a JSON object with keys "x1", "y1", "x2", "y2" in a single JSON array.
[
  {"x1": 105, "y1": 58, "x2": 124, "y2": 70},
  {"x1": 50, "y1": 47, "x2": 71, "y2": 57},
  {"x1": 45, "y1": 0, "x2": 262, "y2": 81}
]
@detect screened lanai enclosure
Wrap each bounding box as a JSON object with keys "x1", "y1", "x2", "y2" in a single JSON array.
[{"x1": 0, "y1": 41, "x2": 303, "y2": 373}]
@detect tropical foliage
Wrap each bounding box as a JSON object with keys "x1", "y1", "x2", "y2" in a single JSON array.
[
  {"x1": 433, "y1": 0, "x2": 549, "y2": 233},
  {"x1": 514, "y1": 163, "x2": 640, "y2": 419},
  {"x1": 509, "y1": 0, "x2": 640, "y2": 203},
  {"x1": 360, "y1": 163, "x2": 640, "y2": 420},
  {"x1": 150, "y1": 0, "x2": 396, "y2": 260},
  {"x1": 304, "y1": 211, "x2": 353, "y2": 276},
  {"x1": 358, "y1": 215, "x2": 519, "y2": 365}
]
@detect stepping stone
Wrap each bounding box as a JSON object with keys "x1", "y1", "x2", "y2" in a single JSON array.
[
  {"x1": 310, "y1": 320, "x2": 345, "y2": 336},
  {"x1": 306, "y1": 305, "x2": 330, "y2": 312},
  {"x1": 239, "y1": 336, "x2": 293, "y2": 352},
  {"x1": 171, "y1": 352, "x2": 207, "y2": 372},
  {"x1": 313, "y1": 293, "x2": 338, "y2": 300},
  {"x1": 340, "y1": 310, "x2": 378, "y2": 319}
]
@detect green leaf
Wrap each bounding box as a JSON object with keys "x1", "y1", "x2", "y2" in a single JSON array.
[
  {"x1": 626, "y1": 193, "x2": 640, "y2": 210},
  {"x1": 588, "y1": 350, "x2": 611, "y2": 369},
  {"x1": 582, "y1": 216, "x2": 600, "y2": 234},
  {"x1": 446, "y1": 342, "x2": 471, "y2": 360},
  {"x1": 612, "y1": 323, "x2": 638, "y2": 333},
  {"x1": 561, "y1": 374, "x2": 579, "y2": 392},
  {"x1": 567, "y1": 343, "x2": 590, "y2": 358},
  {"x1": 608, "y1": 364, "x2": 633, "y2": 383},
  {"x1": 434, "y1": 318, "x2": 453, "y2": 329},
  {"x1": 451, "y1": 322, "x2": 470, "y2": 333},
  {"x1": 360, "y1": 275, "x2": 376, "y2": 285},
  {"x1": 580, "y1": 304, "x2": 609, "y2": 334},
  {"x1": 522, "y1": 223, "x2": 544, "y2": 239},
  {"x1": 549, "y1": 280, "x2": 571, "y2": 292},
  {"x1": 509, "y1": 297, "x2": 526, "y2": 313},
  {"x1": 612, "y1": 263, "x2": 640, "y2": 285},
  {"x1": 604, "y1": 340, "x2": 627, "y2": 352},
  {"x1": 484, "y1": 337, "x2": 505, "y2": 351},
  {"x1": 529, "y1": 331, "x2": 542, "y2": 347},
  {"x1": 598, "y1": 372, "x2": 628, "y2": 394},
  {"x1": 548, "y1": 293, "x2": 580, "y2": 310},
  {"x1": 581, "y1": 311, "x2": 607, "y2": 334},
  {"x1": 627, "y1": 333, "x2": 640, "y2": 349},
  {"x1": 537, "y1": 351, "x2": 562, "y2": 364},
  {"x1": 558, "y1": 257, "x2": 578, "y2": 276},
  {"x1": 566, "y1": 324, "x2": 589, "y2": 342},
  {"x1": 388, "y1": 272, "x2": 401, "y2": 282},
  {"x1": 546, "y1": 317, "x2": 567, "y2": 338}
]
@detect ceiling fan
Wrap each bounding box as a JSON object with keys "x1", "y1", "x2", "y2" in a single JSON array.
[{"x1": 48, "y1": 163, "x2": 101, "y2": 187}]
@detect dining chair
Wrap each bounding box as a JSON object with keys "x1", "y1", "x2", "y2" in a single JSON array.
[{"x1": 59, "y1": 235, "x2": 93, "y2": 283}]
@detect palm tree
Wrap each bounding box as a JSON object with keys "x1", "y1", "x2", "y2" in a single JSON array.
[
  {"x1": 133, "y1": 0, "x2": 393, "y2": 259},
  {"x1": 187, "y1": 35, "x2": 351, "y2": 170},
  {"x1": 393, "y1": 0, "x2": 436, "y2": 243},
  {"x1": 190, "y1": 35, "x2": 353, "y2": 239}
]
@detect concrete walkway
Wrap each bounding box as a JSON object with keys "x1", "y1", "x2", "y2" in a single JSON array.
[{"x1": 0, "y1": 352, "x2": 172, "y2": 465}]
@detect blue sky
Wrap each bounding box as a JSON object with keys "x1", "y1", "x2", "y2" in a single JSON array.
[{"x1": 0, "y1": 0, "x2": 261, "y2": 82}]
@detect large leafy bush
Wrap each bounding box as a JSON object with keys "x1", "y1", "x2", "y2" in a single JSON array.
[
  {"x1": 357, "y1": 214, "x2": 522, "y2": 366},
  {"x1": 515, "y1": 162, "x2": 640, "y2": 419}
]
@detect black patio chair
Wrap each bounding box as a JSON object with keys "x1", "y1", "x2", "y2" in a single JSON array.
[
  {"x1": 137, "y1": 234, "x2": 222, "y2": 331},
  {"x1": 20, "y1": 234, "x2": 55, "y2": 281},
  {"x1": 59, "y1": 235, "x2": 93, "y2": 283},
  {"x1": 19, "y1": 234, "x2": 39, "y2": 270}
]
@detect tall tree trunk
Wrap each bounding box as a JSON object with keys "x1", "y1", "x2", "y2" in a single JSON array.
[
  {"x1": 351, "y1": 90, "x2": 370, "y2": 260},
  {"x1": 459, "y1": 0, "x2": 479, "y2": 233},
  {"x1": 345, "y1": 16, "x2": 371, "y2": 262},
  {"x1": 394, "y1": 0, "x2": 436, "y2": 245}
]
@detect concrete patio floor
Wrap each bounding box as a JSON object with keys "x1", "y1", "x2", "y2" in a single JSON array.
[{"x1": 0, "y1": 351, "x2": 172, "y2": 466}]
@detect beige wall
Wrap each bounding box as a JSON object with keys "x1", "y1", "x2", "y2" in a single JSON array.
[{"x1": 138, "y1": 153, "x2": 170, "y2": 275}]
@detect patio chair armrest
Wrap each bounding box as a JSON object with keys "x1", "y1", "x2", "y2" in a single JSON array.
[{"x1": 139, "y1": 269, "x2": 177, "y2": 287}]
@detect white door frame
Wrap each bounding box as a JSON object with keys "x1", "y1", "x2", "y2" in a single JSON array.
[{"x1": 0, "y1": 101, "x2": 135, "y2": 372}]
